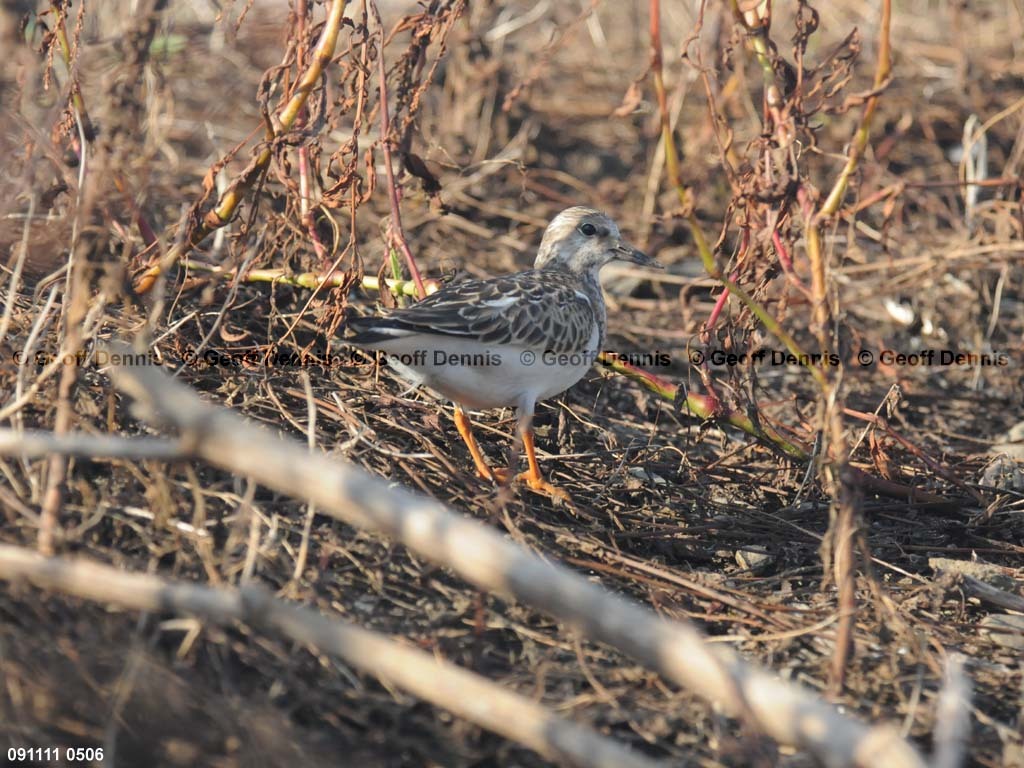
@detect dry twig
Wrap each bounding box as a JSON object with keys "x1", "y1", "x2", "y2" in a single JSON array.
[
  {"x1": 90, "y1": 344, "x2": 929, "y2": 768},
  {"x1": 0, "y1": 544, "x2": 662, "y2": 768}
]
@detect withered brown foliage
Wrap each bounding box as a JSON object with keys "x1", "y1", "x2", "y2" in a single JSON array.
[{"x1": 1, "y1": 0, "x2": 1022, "y2": 765}]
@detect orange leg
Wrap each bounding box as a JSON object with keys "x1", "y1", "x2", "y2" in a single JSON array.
[
  {"x1": 456, "y1": 404, "x2": 569, "y2": 502},
  {"x1": 491, "y1": 409, "x2": 573, "y2": 505},
  {"x1": 516, "y1": 425, "x2": 570, "y2": 503},
  {"x1": 453, "y1": 405, "x2": 495, "y2": 481}
]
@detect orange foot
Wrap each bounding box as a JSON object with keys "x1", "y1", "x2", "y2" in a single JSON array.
[{"x1": 492, "y1": 468, "x2": 570, "y2": 504}]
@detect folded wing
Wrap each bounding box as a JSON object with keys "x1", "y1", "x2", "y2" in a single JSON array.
[{"x1": 347, "y1": 271, "x2": 596, "y2": 354}]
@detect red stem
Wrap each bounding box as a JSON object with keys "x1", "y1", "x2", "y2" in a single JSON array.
[{"x1": 376, "y1": 12, "x2": 426, "y2": 299}]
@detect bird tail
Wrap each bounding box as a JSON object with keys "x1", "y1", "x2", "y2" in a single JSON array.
[{"x1": 345, "y1": 315, "x2": 420, "y2": 347}]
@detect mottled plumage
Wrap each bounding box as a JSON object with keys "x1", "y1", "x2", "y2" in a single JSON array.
[
  {"x1": 347, "y1": 269, "x2": 598, "y2": 354},
  {"x1": 346, "y1": 206, "x2": 659, "y2": 501}
]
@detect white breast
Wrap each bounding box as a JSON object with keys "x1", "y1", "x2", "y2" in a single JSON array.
[{"x1": 376, "y1": 328, "x2": 600, "y2": 411}]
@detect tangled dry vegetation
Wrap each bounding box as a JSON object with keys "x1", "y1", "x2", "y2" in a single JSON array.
[{"x1": 1, "y1": 0, "x2": 1023, "y2": 765}]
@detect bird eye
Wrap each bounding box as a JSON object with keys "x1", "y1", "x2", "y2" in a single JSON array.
[{"x1": 579, "y1": 223, "x2": 597, "y2": 237}]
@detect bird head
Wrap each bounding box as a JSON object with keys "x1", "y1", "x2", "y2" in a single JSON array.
[{"x1": 533, "y1": 206, "x2": 660, "y2": 277}]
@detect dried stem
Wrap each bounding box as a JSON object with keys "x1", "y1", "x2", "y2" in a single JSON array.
[
  {"x1": 96, "y1": 347, "x2": 928, "y2": 768},
  {"x1": 801, "y1": 0, "x2": 892, "y2": 695},
  {"x1": 373, "y1": 2, "x2": 427, "y2": 299},
  {"x1": 596, "y1": 355, "x2": 950, "y2": 506},
  {"x1": 651, "y1": 0, "x2": 826, "y2": 388},
  {"x1": 132, "y1": 0, "x2": 349, "y2": 294},
  {"x1": 817, "y1": 3, "x2": 893, "y2": 217},
  {"x1": 0, "y1": 544, "x2": 663, "y2": 768},
  {"x1": 180, "y1": 258, "x2": 440, "y2": 297},
  {"x1": 728, "y1": 0, "x2": 791, "y2": 146},
  {"x1": 598, "y1": 353, "x2": 808, "y2": 460}
]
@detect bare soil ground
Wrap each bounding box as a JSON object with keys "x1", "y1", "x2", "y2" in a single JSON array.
[{"x1": 1, "y1": 0, "x2": 1023, "y2": 766}]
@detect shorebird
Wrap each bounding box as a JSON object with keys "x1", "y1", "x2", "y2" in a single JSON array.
[{"x1": 347, "y1": 206, "x2": 659, "y2": 501}]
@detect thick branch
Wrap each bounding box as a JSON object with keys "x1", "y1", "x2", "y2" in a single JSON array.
[
  {"x1": 91, "y1": 344, "x2": 927, "y2": 768},
  {"x1": 0, "y1": 545, "x2": 662, "y2": 768}
]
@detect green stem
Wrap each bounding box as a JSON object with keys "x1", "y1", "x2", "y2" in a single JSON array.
[
  {"x1": 181, "y1": 259, "x2": 438, "y2": 297},
  {"x1": 597, "y1": 354, "x2": 809, "y2": 460}
]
